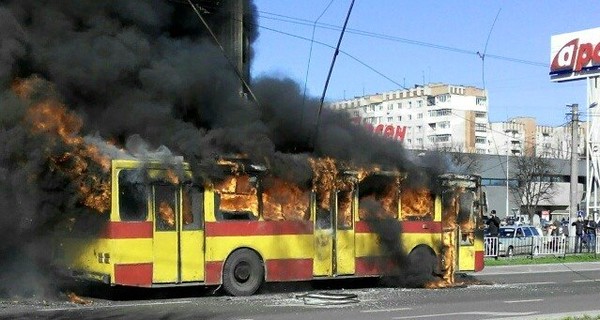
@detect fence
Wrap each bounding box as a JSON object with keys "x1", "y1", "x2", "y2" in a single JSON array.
[{"x1": 484, "y1": 234, "x2": 600, "y2": 258}]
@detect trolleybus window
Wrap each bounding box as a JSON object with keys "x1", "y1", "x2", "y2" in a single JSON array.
[
  {"x1": 337, "y1": 190, "x2": 353, "y2": 230},
  {"x1": 215, "y1": 174, "x2": 259, "y2": 220},
  {"x1": 154, "y1": 185, "x2": 178, "y2": 231},
  {"x1": 118, "y1": 170, "x2": 148, "y2": 222},
  {"x1": 182, "y1": 185, "x2": 203, "y2": 230}
]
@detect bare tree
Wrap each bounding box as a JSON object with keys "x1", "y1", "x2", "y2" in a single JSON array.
[{"x1": 510, "y1": 154, "x2": 556, "y2": 220}]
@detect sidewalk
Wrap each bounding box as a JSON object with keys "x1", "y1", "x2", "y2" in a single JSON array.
[{"x1": 473, "y1": 261, "x2": 600, "y2": 276}]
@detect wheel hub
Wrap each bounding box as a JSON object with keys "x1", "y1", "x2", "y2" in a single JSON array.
[{"x1": 234, "y1": 262, "x2": 251, "y2": 282}]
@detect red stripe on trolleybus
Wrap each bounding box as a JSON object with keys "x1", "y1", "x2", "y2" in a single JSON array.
[
  {"x1": 101, "y1": 221, "x2": 153, "y2": 239},
  {"x1": 265, "y1": 259, "x2": 313, "y2": 281},
  {"x1": 114, "y1": 263, "x2": 152, "y2": 287}
]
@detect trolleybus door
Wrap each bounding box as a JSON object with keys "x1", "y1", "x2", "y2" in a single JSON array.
[
  {"x1": 152, "y1": 184, "x2": 206, "y2": 284},
  {"x1": 457, "y1": 190, "x2": 477, "y2": 271},
  {"x1": 335, "y1": 190, "x2": 355, "y2": 275},
  {"x1": 313, "y1": 191, "x2": 356, "y2": 277},
  {"x1": 179, "y1": 185, "x2": 205, "y2": 282},
  {"x1": 313, "y1": 192, "x2": 334, "y2": 277},
  {"x1": 152, "y1": 184, "x2": 180, "y2": 283}
]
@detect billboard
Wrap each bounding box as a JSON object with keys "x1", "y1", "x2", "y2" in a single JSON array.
[{"x1": 550, "y1": 27, "x2": 600, "y2": 82}]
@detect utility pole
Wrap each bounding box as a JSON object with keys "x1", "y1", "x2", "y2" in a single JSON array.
[{"x1": 569, "y1": 104, "x2": 579, "y2": 223}]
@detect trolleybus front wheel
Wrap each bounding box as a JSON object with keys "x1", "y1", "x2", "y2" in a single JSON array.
[{"x1": 222, "y1": 249, "x2": 264, "y2": 296}]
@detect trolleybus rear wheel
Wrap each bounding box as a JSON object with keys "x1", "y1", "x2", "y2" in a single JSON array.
[{"x1": 222, "y1": 249, "x2": 264, "y2": 296}]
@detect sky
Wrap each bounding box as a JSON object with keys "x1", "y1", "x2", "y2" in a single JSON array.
[{"x1": 251, "y1": 0, "x2": 600, "y2": 126}]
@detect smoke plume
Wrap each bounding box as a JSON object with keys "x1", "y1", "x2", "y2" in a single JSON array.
[{"x1": 0, "y1": 0, "x2": 447, "y2": 296}]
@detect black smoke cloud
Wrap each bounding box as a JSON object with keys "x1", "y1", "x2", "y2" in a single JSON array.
[{"x1": 0, "y1": 0, "x2": 447, "y2": 296}]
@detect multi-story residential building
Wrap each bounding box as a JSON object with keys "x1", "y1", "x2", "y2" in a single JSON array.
[
  {"x1": 488, "y1": 118, "x2": 586, "y2": 159},
  {"x1": 330, "y1": 83, "x2": 586, "y2": 159},
  {"x1": 329, "y1": 83, "x2": 490, "y2": 153}
]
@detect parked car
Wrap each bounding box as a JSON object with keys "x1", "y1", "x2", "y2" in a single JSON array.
[{"x1": 497, "y1": 225, "x2": 542, "y2": 257}]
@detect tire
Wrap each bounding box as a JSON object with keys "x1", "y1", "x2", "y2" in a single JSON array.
[
  {"x1": 506, "y1": 246, "x2": 514, "y2": 258},
  {"x1": 408, "y1": 246, "x2": 440, "y2": 276},
  {"x1": 222, "y1": 249, "x2": 264, "y2": 296}
]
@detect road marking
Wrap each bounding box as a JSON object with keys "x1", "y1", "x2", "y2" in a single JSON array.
[
  {"x1": 573, "y1": 279, "x2": 600, "y2": 283},
  {"x1": 393, "y1": 311, "x2": 538, "y2": 319},
  {"x1": 504, "y1": 298, "x2": 543, "y2": 304},
  {"x1": 517, "y1": 281, "x2": 556, "y2": 286},
  {"x1": 361, "y1": 307, "x2": 412, "y2": 313},
  {"x1": 40, "y1": 300, "x2": 192, "y2": 312}
]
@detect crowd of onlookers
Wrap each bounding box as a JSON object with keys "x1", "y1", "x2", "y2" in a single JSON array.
[{"x1": 484, "y1": 211, "x2": 600, "y2": 254}]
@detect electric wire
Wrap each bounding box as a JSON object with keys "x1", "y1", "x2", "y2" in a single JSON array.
[
  {"x1": 300, "y1": 0, "x2": 335, "y2": 136},
  {"x1": 257, "y1": 10, "x2": 549, "y2": 68}
]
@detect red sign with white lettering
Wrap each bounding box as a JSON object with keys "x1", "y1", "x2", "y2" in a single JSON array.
[{"x1": 550, "y1": 27, "x2": 600, "y2": 82}]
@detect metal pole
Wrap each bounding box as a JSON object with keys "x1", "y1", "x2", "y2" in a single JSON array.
[
  {"x1": 506, "y1": 140, "x2": 510, "y2": 217},
  {"x1": 570, "y1": 104, "x2": 579, "y2": 222}
]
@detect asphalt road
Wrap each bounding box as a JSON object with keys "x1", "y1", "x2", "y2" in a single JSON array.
[{"x1": 3, "y1": 262, "x2": 600, "y2": 320}]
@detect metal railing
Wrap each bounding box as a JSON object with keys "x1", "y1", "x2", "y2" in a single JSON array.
[{"x1": 484, "y1": 234, "x2": 599, "y2": 258}]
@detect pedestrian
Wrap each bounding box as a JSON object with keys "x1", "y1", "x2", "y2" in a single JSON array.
[
  {"x1": 487, "y1": 210, "x2": 500, "y2": 236},
  {"x1": 572, "y1": 215, "x2": 585, "y2": 253},
  {"x1": 585, "y1": 216, "x2": 597, "y2": 252},
  {"x1": 486, "y1": 210, "x2": 501, "y2": 257}
]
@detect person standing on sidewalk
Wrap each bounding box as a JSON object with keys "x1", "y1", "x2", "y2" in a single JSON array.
[
  {"x1": 585, "y1": 216, "x2": 597, "y2": 252},
  {"x1": 487, "y1": 210, "x2": 501, "y2": 256},
  {"x1": 572, "y1": 215, "x2": 585, "y2": 253}
]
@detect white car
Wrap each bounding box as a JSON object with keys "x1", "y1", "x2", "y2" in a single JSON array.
[{"x1": 497, "y1": 225, "x2": 542, "y2": 257}]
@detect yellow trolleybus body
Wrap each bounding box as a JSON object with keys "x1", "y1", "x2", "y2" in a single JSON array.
[{"x1": 55, "y1": 159, "x2": 484, "y2": 295}]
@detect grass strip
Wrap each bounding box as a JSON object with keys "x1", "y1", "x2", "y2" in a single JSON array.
[{"x1": 485, "y1": 253, "x2": 600, "y2": 266}]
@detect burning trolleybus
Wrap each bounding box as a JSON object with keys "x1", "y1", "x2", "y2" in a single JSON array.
[{"x1": 54, "y1": 158, "x2": 485, "y2": 296}]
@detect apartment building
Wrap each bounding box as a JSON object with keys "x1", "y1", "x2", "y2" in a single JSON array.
[
  {"x1": 488, "y1": 118, "x2": 586, "y2": 159},
  {"x1": 330, "y1": 83, "x2": 586, "y2": 159},
  {"x1": 329, "y1": 83, "x2": 490, "y2": 153}
]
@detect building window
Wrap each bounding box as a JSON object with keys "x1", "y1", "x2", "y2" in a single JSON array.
[
  {"x1": 476, "y1": 97, "x2": 487, "y2": 105},
  {"x1": 475, "y1": 123, "x2": 487, "y2": 132},
  {"x1": 475, "y1": 136, "x2": 486, "y2": 144},
  {"x1": 417, "y1": 113, "x2": 423, "y2": 119},
  {"x1": 428, "y1": 109, "x2": 452, "y2": 117},
  {"x1": 408, "y1": 115, "x2": 412, "y2": 120},
  {"x1": 353, "y1": 111, "x2": 359, "y2": 117},
  {"x1": 388, "y1": 116, "x2": 393, "y2": 122},
  {"x1": 417, "y1": 125, "x2": 422, "y2": 132},
  {"x1": 398, "y1": 102, "x2": 402, "y2": 109},
  {"x1": 397, "y1": 116, "x2": 402, "y2": 121},
  {"x1": 369, "y1": 105, "x2": 375, "y2": 112},
  {"x1": 408, "y1": 101, "x2": 412, "y2": 108},
  {"x1": 388, "y1": 104, "x2": 393, "y2": 110},
  {"x1": 438, "y1": 121, "x2": 450, "y2": 129},
  {"x1": 475, "y1": 111, "x2": 487, "y2": 118},
  {"x1": 438, "y1": 95, "x2": 447, "y2": 102},
  {"x1": 418, "y1": 100, "x2": 423, "y2": 108},
  {"x1": 417, "y1": 138, "x2": 423, "y2": 145},
  {"x1": 379, "y1": 105, "x2": 383, "y2": 111}
]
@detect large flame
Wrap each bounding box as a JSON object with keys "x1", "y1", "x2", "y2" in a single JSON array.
[
  {"x1": 401, "y1": 188, "x2": 433, "y2": 220},
  {"x1": 17, "y1": 77, "x2": 111, "y2": 214},
  {"x1": 262, "y1": 177, "x2": 310, "y2": 220}
]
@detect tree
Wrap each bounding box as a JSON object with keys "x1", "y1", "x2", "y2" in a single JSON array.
[{"x1": 510, "y1": 154, "x2": 556, "y2": 220}]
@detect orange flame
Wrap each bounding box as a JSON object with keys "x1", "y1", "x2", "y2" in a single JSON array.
[
  {"x1": 158, "y1": 201, "x2": 175, "y2": 227},
  {"x1": 401, "y1": 188, "x2": 433, "y2": 220},
  {"x1": 17, "y1": 77, "x2": 112, "y2": 214},
  {"x1": 262, "y1": 177, "x2": 310, "y2": 221},
  {"x1": 66, "y1": 292, "x2": 92, "y2": 305}
]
